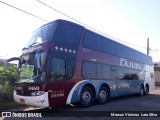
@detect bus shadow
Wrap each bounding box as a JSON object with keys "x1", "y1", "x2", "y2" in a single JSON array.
[
  {"x1": 2, "y1": 93, "x2": 160, "y2": 119},
  {"x1": 22, "y1": 93, "x2": 160, "y2": 111}
]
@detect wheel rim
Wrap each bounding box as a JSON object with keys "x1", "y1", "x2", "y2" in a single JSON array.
[
  {"x1": 82, "y1": 91, "x2": 91, "y2": 104},
  {"x1": 99, "y1": 90, "x2": 107, "y2": 101}
]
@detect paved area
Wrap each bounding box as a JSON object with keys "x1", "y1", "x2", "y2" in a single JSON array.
[{"x1": 1, "y1": 86, "x2": 160, "y2": 120}]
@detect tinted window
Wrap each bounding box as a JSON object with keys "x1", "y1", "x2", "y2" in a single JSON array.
[
  {"x1": 26, "y1": 22, "x2": 58, "y2": 48},
  {"x1": 42, "y1": 22, "x2": 58, "y2": 42},
  {"x1": 130, "y1": 69, "x2": 139, "y2": 80},
  {"x1": 82, "y1": 61, "x2": 111, "y2": 80},
  {"x1": 58, "y1": 24, "x2": 82, "y2": 45},
  {"x1": 135, "y1": 52, "x2": 142, "y2": 62},
  {"x1": 126, "y1": 48, "x2": 135, "y2": 60},
  {"x1": 67, "y1": 59, "x2": 75, "y2": 79},
  {"x1": 118, "y1": 67, "x2": 126, "y2": 80},
  {"x1": 102, "y1": 64, "x2": 110, "y2": 79},
  {"x1": 150, "y1": 72, "x2": 154, "y2": 78},
  {"x1": 50, "y1": 58, "x2": 66, "y2": 81},
  {"x1": 82, "y1": 61, "x2": 96, "y2": 79},
  {"x1": 101, "y1": 37, "x2": 115, "y2": 55},
  {"x1": 110, "y1": 66, "x2": 118, "y2": 80},
  {"x1": 118, "y1": 68, "x2": 140, "y2": 80},
  {"x1": 82, "y1": 61, "x2": 143, "y2": 80},
  {"x1": 97, "y1": 64, "x2": 101, "y2": 79},
  {"x1": 26, "y1": 29, "x2": 42, "y2": 47},
  {"x1": 97, "y1": 63, "x2": 110, "y2": 79},
  {"x1": 115, "y1": 43, "x2": 127, "y2": 58},
  {"x1": 84, "y1": 30, "x2": 101, "y2": 51}
]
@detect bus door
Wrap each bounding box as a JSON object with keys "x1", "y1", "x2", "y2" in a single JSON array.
[{"x1": 47, "y1": 58, "x2": 68, "y2": 107}]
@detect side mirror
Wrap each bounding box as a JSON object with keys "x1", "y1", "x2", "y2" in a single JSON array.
[{"x1": 4, "y1": 57, "x2": 21, "y2": 72}]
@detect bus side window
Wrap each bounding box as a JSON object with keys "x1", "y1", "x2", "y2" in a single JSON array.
[
  {"x1": 57, "y1": 24, "x2": 82, "y2": 45},
  {"x1": 82, "y1": 61, "x2": 96, "y2": 79},
  {"x1": 67, "y1": 59, "x2": 76, "y2": 79},
  {"x1": 50, "y1": 58, "x2": 66, "y2": 81},
  {"x1": 150, "y1": 73, "x2": 154, "y2": 78},
  {"x1": 111, "y1": 66, "x2": 118, "y2": 80}
]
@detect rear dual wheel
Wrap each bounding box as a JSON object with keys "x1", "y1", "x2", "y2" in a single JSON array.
[
  {"x1": 145, "y1": 85, "x2": 149, "y2": 95},
  {"x1": 139, "y1": 84, "x2": 149, "y2": 96},
  {"x1": 79, "y1": 86, "x2": 110, "y2": 107},
  {"x1": 139, "y1": 85, "x2": 145, "y2": 97},
  {"x1": 97, "y1": 86, "x2": 110, "y2": 104}
]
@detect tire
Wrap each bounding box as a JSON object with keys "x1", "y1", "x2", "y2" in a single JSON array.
[
  {"x1": 79, "y1": 86, "x2": 93, "y2": 107},
  {"x1": 139, "y1": 85, "x2": 144, "y2": 97},
  {"x1": 97, "y1": 86, "x2": 110, "y2": 104},
  {"x1": 145, "y1": 85, "x2": 149, "y2": 95}
]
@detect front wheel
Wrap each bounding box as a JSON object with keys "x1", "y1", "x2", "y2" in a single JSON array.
[{"x1": 79, "y1": 86, "x2": 93, "y2": 107}]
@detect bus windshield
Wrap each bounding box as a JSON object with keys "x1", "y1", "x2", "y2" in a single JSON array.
[
  {"x1": 25, "y1": 21, "x2": 58, "y2": 48},
  {"x1": 17, "y1": 51, "x2": 46, "y2": 84}
]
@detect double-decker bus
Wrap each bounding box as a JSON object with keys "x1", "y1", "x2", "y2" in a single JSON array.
[{"x1": 5, "y1": 19, "x2": 155, "y2": 108}]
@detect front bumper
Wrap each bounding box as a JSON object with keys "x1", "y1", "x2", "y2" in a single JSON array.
[{"x1": 13, "y1": 92, "x2": 49, "y2": 107}]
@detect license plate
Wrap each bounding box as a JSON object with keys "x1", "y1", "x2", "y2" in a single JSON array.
[{"x1": 19, "y1": 98, "x2": 25, "y2": 103}]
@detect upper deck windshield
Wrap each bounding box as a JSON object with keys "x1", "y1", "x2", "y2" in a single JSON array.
[
  {"x1": 17, "y1": 51, "x2": 46, "y2": 84},
  {"x1": 25, "y1": 21, "x2": 58, "y2": 48}
]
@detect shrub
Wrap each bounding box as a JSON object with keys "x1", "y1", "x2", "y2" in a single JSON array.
[{"x1": 0, "y1": 65, "x2": 20, "y2": 110}]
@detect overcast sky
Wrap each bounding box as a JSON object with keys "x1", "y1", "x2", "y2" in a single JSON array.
[{"x1": 0, "y1": 0, "x2": 160, "y2": 62}]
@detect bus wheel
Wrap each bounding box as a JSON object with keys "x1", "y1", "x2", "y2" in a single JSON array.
[
  {"x1": 139, "y1": 85, "x2": 144, "y2": 97},
  {"x1": 79, "y1": 86, "x2": 93, "y2": 107},
  {"x1": 145, "y1": 85, "x2": 149, "y2": 95},
  {"x1": 97, "y1": 86, "x2": 109, "y2": 104}
]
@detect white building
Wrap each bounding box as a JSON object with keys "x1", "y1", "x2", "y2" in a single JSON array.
[{"x1": 154, "y1": 62, "x2": 160, "y2": 86}]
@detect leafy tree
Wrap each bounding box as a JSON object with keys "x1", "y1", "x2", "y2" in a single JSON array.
[
  {"x1": 0, "y1": 65, "x2": 17, "y2": 88},
  {"x1": 0, "y1": 65, "x2": 18, "y2": 109}
]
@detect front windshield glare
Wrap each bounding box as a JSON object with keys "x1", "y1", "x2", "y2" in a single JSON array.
[
  {"x1": 18, "y1": 52, "x2": 46, "y2": 83},
  {"x1": 20, "y1": 64, "x2": 34, "y2": 78},
  {"x1": 25, "y1": 22, "x2": 58, "y2": 48},
  {"x1": 19, "y1": 64, "x2": 34, "y2": 83}
]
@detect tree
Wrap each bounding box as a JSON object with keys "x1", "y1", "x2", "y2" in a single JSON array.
[{"x1": 0, "y1": 65, "x2": 17, "y2": 103}]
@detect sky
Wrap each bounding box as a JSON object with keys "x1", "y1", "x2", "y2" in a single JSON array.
[{"x1": 0, "y1": 0, "x2": 160, "y2": 62}]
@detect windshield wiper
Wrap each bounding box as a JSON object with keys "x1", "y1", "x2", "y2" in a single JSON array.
[{"x1": 29, "y1": 42, "x2": 42, "y2": 47}]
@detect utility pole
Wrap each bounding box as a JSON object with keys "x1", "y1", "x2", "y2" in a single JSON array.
[{"x1": 147, "y1": 38, "x2": 149, "y2": 55}]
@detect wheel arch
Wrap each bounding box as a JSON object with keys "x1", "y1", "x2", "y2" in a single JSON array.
[
  {"x1": 138, "y1": 82, "x2": 145, "y2": 96},
  {"x1": 139, "y1": 82, "x2": 145, "y2": 89},
  {"x1": 79, "y1": 83, "x2": 96, "y2": 100},
  {"x1": 145, "y1": 83, "x2": 150, "y2": 91},
  {"x1": 95, "y1": 83, "x2": 110, "y2": 99},
  {"x1": 66, "y1": 80, "x2": 96, "y2": 105}
]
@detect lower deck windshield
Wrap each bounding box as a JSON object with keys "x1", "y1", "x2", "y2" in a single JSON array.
[{"x1": 17, "y1": 52, "x2": 46, "y2": 84}]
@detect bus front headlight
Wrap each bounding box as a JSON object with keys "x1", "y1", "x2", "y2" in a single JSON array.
[
  {"x1": 14, "y1": 90, "x2": 17, "y2": 94},
  {"x1": 31, "y1": 91, "x2": 45, "y2": 96}
]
